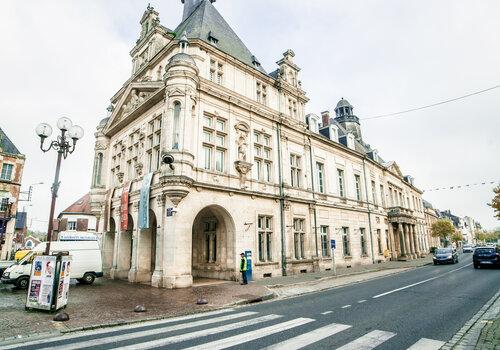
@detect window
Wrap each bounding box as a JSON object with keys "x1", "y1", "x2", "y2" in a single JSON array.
[
  {"x1": 320, "y1": 226, "x2": 330, "y2": 257},
  {"x1": 210, "y1": 59, "x2": 223, "y2": 85},
  {"x1": 143, "y1": 116, "x2": 162, "y2": 173},
  {"x1": 377, "y1": 229, "x2": 382, "y2": 254},
  {"x1": 342, "y1": 227, "x2": 350, "y2": 257},
  {"x1": 371, "y1": 180, "x2": 377, "y2": 204},
  {"x1": 290, "y1": 154, "x2": 302, "y2": 188},
  {"x1": 204, "y1": 219, "x2": 217, "y2": 263},
  {"x1": 355, "y1": 175, "x2": 362, "y2": 201},
  {"x1": 202, "y1": 115, "x2": 226, "y2": 172},
  {"x1": 337, "y1": 169, "x2": 345, "y2": 197},
  {"x1": 256, "y1": 82, "x2": 267, "y2": 105},
  {"x1": 93, "y1": 153, "x2": 103, "y2": 187},
  {"x1": 0, "y1": 197, "x2": 9, "y2": 212},
  {"x1": 258, "y1": 216, "x2": 273, "y2": 262},
  {"x1": 380, "y1": 184, "x2": 385, "y2": 206},
  {"x1": 67, "y1": 221, "x2": 77, "y2": 231},
  {"x1": 293, "y1": 218, "x2": 306, "y2": 259},
  {"x1": 253, "y1": 132, "x2": 272, "y2": 182},
  {"x1": 172, "y1": 102, "x2": 181, "y2": 149},
  {"x1": 360, "y1": 228, "x2": 367, "y2": 256},
  {"x1": 316, "y1": 162, "x2": 325, "y2": 193},
  {"x1": 0, "y1": 164, "x2": 13, "y2": 181}
]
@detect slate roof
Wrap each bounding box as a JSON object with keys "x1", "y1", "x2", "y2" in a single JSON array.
[
  {"x1": 59, "y1": 193, "x2": 91, "y2": 217},
  {"x1": 0, "y1": 128, "x2": 21, "y2": 155},
  {"x1": 174, "y1": 0, "x2": 267, "y2": 74}
]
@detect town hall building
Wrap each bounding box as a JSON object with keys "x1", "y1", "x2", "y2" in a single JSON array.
[{"x1": 90, "y1": 0, "x2": 430, "y2": 288}]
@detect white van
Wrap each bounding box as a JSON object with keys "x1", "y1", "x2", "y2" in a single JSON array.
[{"x1": 1, "y1": 241, "x2": 103, "y2": 289}]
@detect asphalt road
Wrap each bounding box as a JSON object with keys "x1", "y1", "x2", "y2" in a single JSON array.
[{"x1": 2, "y1": 253, "x2": 499, "y2": 350}]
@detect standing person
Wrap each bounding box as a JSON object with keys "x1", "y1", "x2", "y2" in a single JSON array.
[{"x1": 240, "y1": 252, "x2": 248, "y2": 285}]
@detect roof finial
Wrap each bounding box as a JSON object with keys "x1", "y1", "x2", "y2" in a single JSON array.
[{"x1": 179, "y1": 31, "x2": 189, "y2": 53}]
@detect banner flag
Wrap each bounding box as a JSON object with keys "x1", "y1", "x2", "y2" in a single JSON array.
[
  {"x1": 138, "y1": 173, "x2": 154, "y2": 230},
  {"x1": 120, "y1": 181, "x2": 132, "y2": 231}
]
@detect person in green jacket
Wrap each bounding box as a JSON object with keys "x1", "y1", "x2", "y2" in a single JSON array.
[{"x1": 240, "y1": 252, "x2": 248, "y2": 285}]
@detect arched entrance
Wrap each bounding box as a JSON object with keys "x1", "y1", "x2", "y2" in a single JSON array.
[
  {"x1": 191, "y1": 205, "x2": 235, "y2": 281},
  {"x1": 117, "y1": 214, "x2": 133, "y2": 279},
  {"x1": 103, "y1": 218, "x2": 116, "y2": 275},
  {"x1": 136, "y1": 210, "x2": 157, "y2": 282}
]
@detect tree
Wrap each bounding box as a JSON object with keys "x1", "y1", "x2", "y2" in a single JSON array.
[
  {"x1": 488, "y1": 185, "x2": 500, "y2": 220},
  {"x1": 431, "y1": 219, "x2": 455, "y2": 246},
  {"x1": 451, "y1": 232, "x2": 463, "y2": 245}
]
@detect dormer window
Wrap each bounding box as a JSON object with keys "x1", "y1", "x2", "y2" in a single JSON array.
[
  {"x1": 207, "y1": 31, "x2": 219, "y2": 46},
  {"x1": 256, "y1": 82, "x2": 267, "y2": 105},
  {"x1": 252, "y1": 55, "x2": 261, "y2": 68},
  {"x1": 210, "y1": 59, "x2": 224, "y2": 85}
]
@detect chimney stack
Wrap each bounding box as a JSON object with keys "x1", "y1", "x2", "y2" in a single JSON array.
[{"x1": 321, "y1": 111, "x2": 330, "y2": 127}]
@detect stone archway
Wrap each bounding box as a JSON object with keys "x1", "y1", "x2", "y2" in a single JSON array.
[
  {"x1": 191, "y1": 205, "x2": 236, "y2": 281},
  {"x1": 117, "y1": 214, "x2": 134, "y2": 279},
  {"x1": 136, "y1": 210, "x2": 157, "y2": 282},
  {"x1": 103, "y1": 218, "x2": 116, "y2": 275}
]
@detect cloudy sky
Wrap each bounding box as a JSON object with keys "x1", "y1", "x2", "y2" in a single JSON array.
[{"x1": 1, "y1": 0, "x2": 499, "y2": 231}]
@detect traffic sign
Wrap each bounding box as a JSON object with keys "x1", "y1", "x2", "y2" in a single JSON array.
[{"x1": 330, "y1": 239, "x2": 336, "y2": 249}]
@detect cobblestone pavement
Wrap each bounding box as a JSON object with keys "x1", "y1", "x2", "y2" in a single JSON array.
[
  {"x1": 476, "y1": 317, "x2": 500, "y2": 349},
  {"x1": 0, "y1": 278, "x2": 270, "y2": 342}
]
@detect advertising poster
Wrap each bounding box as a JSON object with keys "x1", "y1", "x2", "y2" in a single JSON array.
[
  {"x1": 120, "y1": 181, "x2": 131, "y2": 231},
  {"x1": 26, "y1": 255, "x2": 56, "y2": 310},
  {"x1": 138, "y1": 172, "x2": 153, "y2": 229},
  {"x1": 56, "y1": 256, "x2": 72, "y2": 310}
]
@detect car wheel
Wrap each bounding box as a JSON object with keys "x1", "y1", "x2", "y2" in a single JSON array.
[
  {"x1": 434, "y1": 262, "x2": 437, "y2": 265},
  {"x1": 82, "y1": 273, "x2": 96, "y2": 285},
  {"x1": 474, "y1": 264, "x2": 479, "y2": 269},
  {"x1": 16, "y1": 276, "x2": 30, "y2": 289}
]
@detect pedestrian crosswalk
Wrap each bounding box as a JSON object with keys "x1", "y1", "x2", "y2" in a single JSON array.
[{"x1": 0, "y1": 308, "x2": 446, "y2": 350}]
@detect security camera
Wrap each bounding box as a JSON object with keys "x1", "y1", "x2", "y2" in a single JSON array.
[{"x1": 162, "y1": 153, "x2": 175, "y2": 170}]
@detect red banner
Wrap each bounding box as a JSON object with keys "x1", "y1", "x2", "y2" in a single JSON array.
[{"x1": 120, "y1": 182, "x2": 131, "y2": 231}]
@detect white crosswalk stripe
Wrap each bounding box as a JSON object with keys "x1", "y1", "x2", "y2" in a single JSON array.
[
  {"x1": 264, "y1": 323, "x2": 352, "y2": 350},
  {"x1": 336, "y1": 329, "x2": 396, "y2": 350},
  {"x1": 181, "y1": 317, "x2": 315, "y2": 350},
  {"x1": 407, "y1": 337, "x2": 445, "y2": 350},
  {"x1": 0, "y1": 308, "x2": 449, "y2": 350}
]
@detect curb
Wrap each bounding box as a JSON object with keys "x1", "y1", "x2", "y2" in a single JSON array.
[
  {"x1": 440, "y1": 290, "x2": 500, "y2": 349},
  {"x1": 229, "y1": 291, "x2": 276, "y2": 306}
]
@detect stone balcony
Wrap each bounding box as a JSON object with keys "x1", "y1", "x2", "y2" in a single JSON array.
[{"x1": 388, "y1": 206, "x2": 417, "y2": 224}]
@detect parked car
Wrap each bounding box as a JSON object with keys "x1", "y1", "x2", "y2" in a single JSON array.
[
  {"x1": 1, "y1": 240, "x2": 103, "y2": 289},
  {"x1": 433, "y1": 248, "x2": 459, "y2": 265},
  {"x1": 473, "y1": 247, "x2": 500, "y2": 269},
  {"x1": 0, "y1": 261, "x2": 15, "y2": 278},
  {"x1": 463, "y1": 245, "x2": 474, "y2": 253}
]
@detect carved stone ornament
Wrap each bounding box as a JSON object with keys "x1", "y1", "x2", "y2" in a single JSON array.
[
  {"x1": 135, "y1": 162, "x2": 144, "y2": 176},
  {"x1": 234, "y1": 160, "x2": 253, "y2": 187},
  {"x1": 159, "y1": 176, "x2": 194, "y2": 207},
  {"x1": 95, "y1": 141, "x2": 108, "y2": 151},
  {"x1": 117, "y1": 171, "x2": 124, "y2": 183},
  {"x1": 156, "y1": 193, "x2": 166, "y2": 207},
  {"x1": 122, "y1": 89, "x2": 153, "y2": 116},
  {"x1": 234, "y1": 121, "x2": 250, "y2": 162},
  {"x1": 132, "y1": 201, "x2": 140, "y2": 212}
]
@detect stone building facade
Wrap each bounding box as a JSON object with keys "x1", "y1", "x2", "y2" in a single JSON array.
[
  {"x1": 0, "y1": 128, "x2": 25, "y2": 260},
  {"x1": 90, "y1": 1, "x2": 428, "y2": 288}
]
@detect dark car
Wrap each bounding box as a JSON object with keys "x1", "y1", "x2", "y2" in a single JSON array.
[
  {"x1": 433, "y1": 248, "x2": 458, "y2": 265},
  {"x1": 473, "y1": 247, "x2": 500, "y2": 269}
]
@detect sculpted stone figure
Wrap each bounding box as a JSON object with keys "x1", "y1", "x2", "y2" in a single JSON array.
[{"x1": 237, "y1": 135, "x2": 247, "y2": 161}]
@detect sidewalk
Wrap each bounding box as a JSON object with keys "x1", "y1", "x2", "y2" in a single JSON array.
[
  {"x1": 441, "y1": 290, "x2": 500, "y2": 350},
  {"x1": 0, "y1": 257, "x2": 432, "y2": 343}
]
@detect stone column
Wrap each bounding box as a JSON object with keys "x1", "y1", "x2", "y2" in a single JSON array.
[
  {"x1": 408, "y1": 224, "x2": 416, "y2": 258},
  {"x1": 387, "y1": 225, "x2": 395, "y2": 260},
  {"x1": 152, "y1": 194, "x2": 166, "y2": 288},
  {"x1": 110, "y1": 213, "x2": 120, "y2": 279},
  {"x1": 412, "y1": 225, "x2": 420, "y2": 257},
  {"x1": 128, "y1": 202, "x2": 140, "y2": 282},
  {"x1": 404, "y1": 224, "x2": 412, "y2": 259},
  {"x1": 399, "y1": 224, "x2": 406, "y2": 257}
]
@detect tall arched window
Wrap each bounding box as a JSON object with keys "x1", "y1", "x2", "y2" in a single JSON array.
[
  {"x1": 93, "y1": 153, "x2": 103, "y2": 186},
  {"x1": 172, "y1": 102, "x2": 181, "y2": 149}
]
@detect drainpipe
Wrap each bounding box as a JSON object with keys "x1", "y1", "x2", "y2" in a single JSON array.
[
  {"x1": 307, "y1": 137, "x2": 319, "y2": 258},
  {"x1": 362, "y1": 157, "x2": 375, "y2": 264},
  {"x1": 276, "y1": 122, "x2": 287, "y2": 276}
]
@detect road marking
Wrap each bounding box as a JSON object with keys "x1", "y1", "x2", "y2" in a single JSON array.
[
  {"x1": 336, "y1": 330, "x2": 396, "y2": 349},
  {"x1": 341, "y1": 305, "x2": 351, "y2": 308},
  {"x1": 407, "y1": 338, "x2": 445, "y2": 349},
  {"x1": 321, "y1": 311, "x2": 333, "y2": 315},
  {"x1": 358, "y1": 300, "x2": 367, "y2": 303},
  {"x1": 0, "y1": 308, "x2": 236, "y2": 350},
  {"x1": 40, "y1": 311, "x2": 258, "y2": 350},
  {"x1": 118, "y1": 314, "x2": 282, "y2": 350},
  {"x1": 265, "y1": 323, "x2": 352, "y2": 350},
  {"x1": 372, "y1": 263, "x2": 472, "y2": 299},
  {"x1": 182, "y1": 317, "x2": 315, "y2": 350}
]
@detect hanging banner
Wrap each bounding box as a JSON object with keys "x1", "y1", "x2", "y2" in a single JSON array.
[
  {"x1": 26, "y1": 255, "x2": 57, "y2": 311},
  {"x1": 120, "y1": 181, "x2": 132, "y2": 231},
  {"x1": 55, "y1": 256, "x2": 72, "y2": 310},
  {"x1": 138, "y1": 173, "x2": 154, "y2": 229}
]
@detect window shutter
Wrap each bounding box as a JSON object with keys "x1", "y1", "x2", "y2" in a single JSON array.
[
  {"x1": 77, "y1": 218, "x2": 89, "y2": 231},
  {"x1": 59, "y1": 218, "x2": 68, "y2": 231}
]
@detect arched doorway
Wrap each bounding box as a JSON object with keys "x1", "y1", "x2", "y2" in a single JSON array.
[
  {"x1": 192, "y1": 205, "x2": 235, "y2": 281},
  {"x1": 117, "y1": 214, "x2": 133, "y2": 279},
  {"x1": 136, "y1": 210, "x2": 157, "y2": 282},
  {"x1": 103, "y1": 218, "x2": 116, "y2": 275}
]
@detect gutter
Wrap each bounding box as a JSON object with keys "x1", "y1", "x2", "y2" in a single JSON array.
[{"x1": 276, "y1": 122, "x2": 287, "y2": 276}]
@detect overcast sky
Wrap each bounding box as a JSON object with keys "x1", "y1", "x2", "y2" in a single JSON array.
[{"x1": 1, "y1": 0, "x2": 499, "y2": 231}]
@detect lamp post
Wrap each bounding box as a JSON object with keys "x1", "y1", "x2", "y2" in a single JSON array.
[{"x1": 36, "y1": 117, "x2": 84, "y2": 255}]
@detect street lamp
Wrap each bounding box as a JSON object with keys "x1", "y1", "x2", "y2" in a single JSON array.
[{"x1": 36, "y1": 117, "x2": 84, "y2": 255}]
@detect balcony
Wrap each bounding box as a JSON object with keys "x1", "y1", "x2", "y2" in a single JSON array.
[{"x1": 387, "y1": 206, "x2": 416, "y2": 224}]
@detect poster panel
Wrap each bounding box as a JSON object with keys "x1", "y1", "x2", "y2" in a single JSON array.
[
  {"x1": 138, "y1": 173, "x2": 153, "y2": 230},
  {"x1": 26, "y1": 255, "x2": 56, "y2": 310},
  {"x1": 120, "y1": 181, "x2": 131, "y2": 231},
  {"x1": 56, "y1": 256, "x2": 72, "y2": 310}
]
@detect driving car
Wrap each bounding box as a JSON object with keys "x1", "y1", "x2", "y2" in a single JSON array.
[
  {"x1": 473, "y1": 246, "x2": 500, "y2": 269},
  {"x1": 433, "y1": 247, "x2": 458, "y2": 265},
  {"x1": 462, "y1": 244, "x2": 474, "y2": 253}
]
